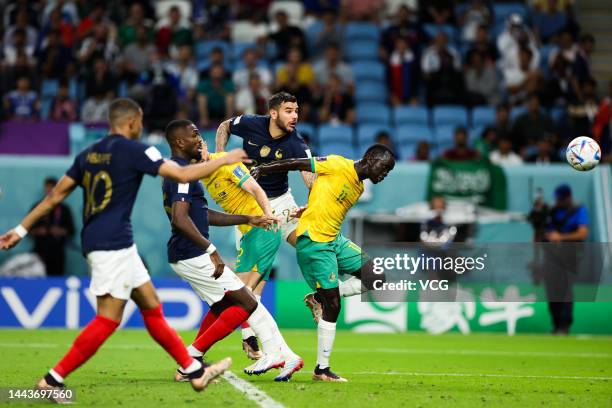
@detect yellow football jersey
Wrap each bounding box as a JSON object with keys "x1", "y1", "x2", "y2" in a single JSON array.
[
  {"x1": 296, "y1": 155, "x2": 364, "y2": 242},
  {"x1": 201, "y1": 152, "x2": 262, "y2": 234}
]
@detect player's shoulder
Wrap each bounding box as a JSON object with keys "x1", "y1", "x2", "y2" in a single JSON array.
[{"x1": 232, "y1": 114, "x2": 268, "y2": 128}]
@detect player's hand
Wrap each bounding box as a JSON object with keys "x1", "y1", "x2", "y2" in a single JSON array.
[
  {"x1": 224, "y1": 149, "x2": 251, "y2": 165},
  {"x1": 545, "y1": 231, "x2": 563, "y2": 242},
  {"x1": 0, "y1": 230, "x2": 22, "y2": 250},
  {"x1": 290, "y1": 206, "x2": 308, "y2": 219},
  {"x1": 249, "y1": 215, "x2": 280, "y2": 231},
  {"x1": 209, "y1": 250, "x2": 225, "y2": 279}
]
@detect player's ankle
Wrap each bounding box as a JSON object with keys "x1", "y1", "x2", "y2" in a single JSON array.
[{"x1": 45, "y1": 371, "x2": 64, "y2": 387}]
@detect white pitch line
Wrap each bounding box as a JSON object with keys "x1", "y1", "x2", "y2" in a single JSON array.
[
  {"x1": 350, "y1": 371, "x2": 612, "y2": 381},
  {"x1": 223, "y1": 371, "x2": 285, "y2": 408}
]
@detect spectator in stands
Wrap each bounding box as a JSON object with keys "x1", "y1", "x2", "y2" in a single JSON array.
[
  {"x1": 29, "y1": 177, "x2": 75, "y2": 276},
  {"x1": 276, "y1": 47, "x2": 315, "y2": 90},
  {"x1": 311, "y1": 9, "x2": 343, "y2": 59},
  {"x1": 166, "y1": 45, "x2": 199, "y2": 102},
  {"x1": 197, "y1": 63, "x2": 235, "y2": 128},
  {"x1": 413, "y1": 140, "x2": 431, "y2": 161},
  {"x1": 313, "y1": 43, "x2": 354, "y2": 92},
  {"x1": 503, "y1": 47, "x2": 544, "y2": 106},
  {"x1": 526, "y1": 137, "x2": 557, "y2": 164},
  {"x1": 42, "y1": 0, "x2": 80, "y2": 28},
  {"x1": 489, "y1": 137, "x2": 523, "y2": 165},
  {"x1": 421, "y1": 0, "x2": 455, "y2": 25},
  {"x1": 2, "y1": 52, "x2": 38, "y2": 94},
  {"x1": 118, "y1": 25, "x2": 156, "y2": 84},
  {"x1": 75, "y1": 3, "x2": 108, "y2": 42},
  {"x1": 422, "y1": 32, "x2": 464, "y2": 106},
  {"x1": 468, "y1": 25, "x2": 498, "y2": 64},
  {"x1": 380, "y1": 5, "x2": 422, "y2": 59},
  {"x1": 341, "y1": 0, "x2": 384, "y2": 21},
  {"x1": 3, "y1": 76, "x2": 40, "y2": 121},
  {"x1": 38, "y1": 29, "x2": 75, "y2": 79},
  {"x1": 81, "y1": 92, "x2": 110, "y2": 124},
  {"x1": 230, "y1": 9, "x2": 269, "y2": 44},
  {"x1": 474, "y1": 126, "x2": 497, "y2": 157},
  {"x1": 4, "y1": 28, "x2": 35, "y2": 65},
  {"x1": 375, "y1": 131, "x2": 398, "y2": 158},
  {"x1": 40, "y1": 6, "x2": 75, "y2": 49},
  {"x1": 593, "y1": 79, "x2": 612, "y2": 162},
  {"x1": 235, "y1": 73, "x2": 270, "y2": 116},
  {"x1": 118, "y1": 3, "x2": 153, "y2": 47},
  {"x1": 77, "y1": 23, "x2": 119, "y2": 75},
  {"x1": 443, "y1": 127, "x2": 480, "y2": 161},
  {"x1": 574, "y1": 33, "x2": 595, "y2": 84},
  {"x1": 143, "y1": 52, "x2": 179, "y2": 133},
  {"x1": 275, "y1": 63, "x2": 314, "y2": 122},
  {"x1": 233, "y1": 48, "x2": 273, "y2": 91},
  {"x1": 4, "y1": 8, "x2": 37, "y2": 51},
  {"x1": 200, "y1": 0, "x2": 233, "y2": 41},
  {"x1": 545, "y1": 51, "x2": 578, "y2": 107},
  {"x1": 464, "y1": 50, "x2": 499, "y2": 106},
  {"x1": 268, "y1": 10, "x2": 307, "y2": 62},
  {"x1": 3, "y1": 0, "x2": 38, "y2": 28},
  {"x1": 49, "y1": 80, "x2": 78, "y2": 122},
  {"x1": 388, "y1": 37, "x2": 420, "y2": 106},
  {"x1": 566, "y1": 78, "x2": 598, "y2": 138},
  {"x1": 458, "y1": 0, "x2": 491, "y2": 42},
  {"x1": 85, "y1": 57, "x2": 116, "y2": 100},
  {"x1": 493, "y1": 103, "x2": 513, "y2": 140},
  {"x1": 512, "y1": 94, "x2": 556, "y2": 154},
  {"x1": 316, "y1": 73, "x2": 355, "y2": 125},
  {"x1": 497, "y1": 14, "x2": 540, "y2": 72},
  {"x1": 531, "y1": 0, "x2": 578, "y2": 42},
  {"x1": 155, "y1": 5, "x2": 193, "y2": 57}
]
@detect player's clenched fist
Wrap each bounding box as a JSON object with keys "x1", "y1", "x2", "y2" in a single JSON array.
[
  {"x1": 224, "y1": 148, "x2": 251, "y2": 165},
  {"x1": 0, "y1": 230, "x2": 21, "y2": 250},
  {"x1": 248, "y1": 215, "x2": 281, "y2": 231}
]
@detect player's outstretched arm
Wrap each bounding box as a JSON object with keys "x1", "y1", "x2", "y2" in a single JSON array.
[
  {"x1": 240, "y1": 177, "x2": 275, "y2": 217},
  {"x1": 208, "y1": 209, "x2": 278, "y2": 230},
  {"x1": 159, "y1": 148, "x2": 249, "y2": 183},
  {"x1": 215, "y1": 119, "x2": 232, "y2": 152},
  {"x1": 250, "y1": 158, "x2": 312, "y2": 180},
  {"x1": 0, "y1": 175, "x2": 77, "y2": 250}
]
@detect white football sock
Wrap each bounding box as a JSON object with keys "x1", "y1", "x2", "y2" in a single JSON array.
[
  {"x1": 49, "y1": 369, "x2": 64, "y2": 384},
  {"x1": 339, "y1": 276, "x2": 364, "y2": 297},
  {"x1": 317, "y1": 319, "x2": 337, "y2": 369},
  {"x1": 241, "y1": 326, "x2": 256, "y2": 340},
  {"x1": 247, "y1": 303, "x2": 280, "y2": 354},
  {"x1": 183, "y1": 358, "x2": 203, "y2": 373},
  {"x1": 187, "y1": 344, "x2": 203, "y2": 358}
]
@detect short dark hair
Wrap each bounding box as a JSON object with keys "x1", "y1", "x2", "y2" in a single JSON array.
[
  {"x1": 165, "y1": 119, "x2": 194, "y2": 145},
  {"x1": 108, "y1": 98, "x2": 141, "y2": 126},
  {"x1": 268, "y1": 92, "x2": 297, "y2": 110},
  {"x1": 364, "y1": 143, "x2": 394, "y2": 159}
]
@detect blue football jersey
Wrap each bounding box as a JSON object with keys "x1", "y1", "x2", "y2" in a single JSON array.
[
  {"x1": 229, "y1": 115, "x2": 311, "y2": 197},
  {"x1": 66, "y1": 134, "x2": 164, "y2": 254},
  {"x1": 162, "y1": 157, "x2": 210, "y2": 263}
]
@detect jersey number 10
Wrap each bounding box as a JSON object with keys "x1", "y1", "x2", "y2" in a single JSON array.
[{"x1": 83, "y1": 170, "x2": 113, "y2": 218}]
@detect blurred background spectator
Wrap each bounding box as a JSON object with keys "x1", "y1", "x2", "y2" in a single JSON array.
[
  {"x1": 316, "y1": 73, "x2": 355, "y2": 124},
  {"x1": 490, "y1": 137, "x2": 523, "y2": 165},
  {"x1": 3, "y1": 76, "x2": 40, "y2": 121}
]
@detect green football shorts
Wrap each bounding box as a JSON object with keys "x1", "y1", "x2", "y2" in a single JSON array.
[
  {"x1": 295, "y1": 231, "x2": 364, "y2": 290},
  {"x1": 234, "y1": 227, "x2": 281, "y2": 281}
]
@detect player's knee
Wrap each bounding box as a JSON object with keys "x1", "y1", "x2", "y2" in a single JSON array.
[
  {"x1": 320, "y1": 292, "x2": 341, "y2": 322},
  {"x1": 243, "y1": 294, "x2": 258, "y2": 314}
]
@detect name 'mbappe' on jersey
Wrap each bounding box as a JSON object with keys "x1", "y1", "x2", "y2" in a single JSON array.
[
  {"x1": 229, "y1": 114, "x2": 311, "y2": 198},
  {"x1": 65, "y1": 134, "x2": 164, "y2": 254}
]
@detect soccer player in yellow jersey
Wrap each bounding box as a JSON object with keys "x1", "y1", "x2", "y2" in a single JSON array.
[
  {"x1": 252, "y1": 144, "x2": 395, "y2": 382},
  {"x1": 197, "y1": 127, "x2": 304, "y2": 381}
]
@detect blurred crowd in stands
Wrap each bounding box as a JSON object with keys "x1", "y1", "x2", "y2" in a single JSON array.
[{"x1": 0, "y1": 0, "x2": 610, "y2": 163}]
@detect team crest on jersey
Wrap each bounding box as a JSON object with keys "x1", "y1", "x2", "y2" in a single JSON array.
[
  {"x1": 233, "y1": 166, "x2": 246, "y2": 178},
  {"x1": 260, "y1": 146, "x2": 271, "y2": 157},
  {"x1": 275, "y1": 149, "x2": 283, "y2": 160}
]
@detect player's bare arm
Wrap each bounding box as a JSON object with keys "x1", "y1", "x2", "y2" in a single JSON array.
[
  {"x1": 159, "y1": 148, "x2": 249, "y2": 183},
  {"x1": 171, "y1": 200, "x2": 224, "y2": 278},
  {"x1": 250, "y1": 158, "x2": 312, "y2": 180},
  {"x1": 301, "y1": 171, "x2": 317, "y2": 190},
  {"x1": 215, "y1": 119, "x2": 232, "y2": 152},
  {"x1": 0, "y1": 175, "x2": 77, "y2": 250},
  {"x1": 208, "y1": 209, "x2": 277, "y2": 229},
  {"x1": 240, "y1": 177, "x2": 276, "y2": 218}
]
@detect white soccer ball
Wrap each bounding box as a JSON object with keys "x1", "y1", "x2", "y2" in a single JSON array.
[{"x1": 566, "y1": 136, "x2": 601, "y2": 171}]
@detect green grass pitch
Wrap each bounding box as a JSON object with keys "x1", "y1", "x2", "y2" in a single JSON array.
[{"x1": 0, "y1": 329, "x2": 611, "y2": 407}]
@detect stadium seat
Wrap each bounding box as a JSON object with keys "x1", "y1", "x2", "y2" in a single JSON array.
[
  {"x1": 351, "y1": 61, "x2": 386, "y2": 82},
  {"x1": 423, "y1": 24, "x2": 457, "y2": 42},
  {"x1": 354, "y1": 81, "x2": 388, "y2": 104},
  {"x1": 532, "y1": 12, "x2": 567, "y2": 41},
  {"x1": 398, "y1": 143, "x2": 418, "y2": 160},
  {"x1": 231, "y1": 42, "x2": 256, "y2": 62},
  {"x1": 345, "y1": 40, "x2": 379, "y2": 61},
  {"x1": 393, "y1": 106, "x2": 429, "y2": 126},
  {"x1": 471, "y1": 106, "x2": 496, "y2": 127},
  {"x1": 296, "y1": 122, "x2": 317, "y2": 146},
  {"x1": 345, "y1": 23, "x2": 380, "y2": 43},
  {"x1": 41, "y1": 79, "x2": 59, "y2": 99},
  {"x1": 319, "y1": 142, "x2": 356, "y2": 159},
  {"x1": 357, "y1": 124, "x2": 393, "y2": 146},
  {"x1": 510, "y1": 105, "x2": 527, "y2": 122},
  {"x1": 356, "y1": 103, "x2": 391, "y2": 125},
  {"x1": 493, "y1": 3, "x2": 528, "y2": 24},
  {"x1": 539, "y1": 44, "x2": 559, "y2": 77},
  {"x1": 435, "y1": 124, "x2": 458, "y2": 148},
  {"x1": 550, "y1": 107, "x2": 566, "y2": 124},
  {"x1": 318, "y1": 124, "x2": 354, "y2": 145},
  {"x1": 195, "y1": 40, "x2": 231, "y2": 61},
  {"x1": 396, "y1": 124, "x2": 434, "y2": 145},
  {"x1": 432, "y1": 105, "x2": 469, "y2": 127}
]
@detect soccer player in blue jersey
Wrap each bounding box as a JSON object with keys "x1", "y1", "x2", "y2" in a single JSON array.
[{"x1": 0, "y1": 98, "x2": 249, "y2": 400}]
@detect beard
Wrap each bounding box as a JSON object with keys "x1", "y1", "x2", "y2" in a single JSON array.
[{"x1": 275, "y1": 117, "x2": 291, "y2": 134}]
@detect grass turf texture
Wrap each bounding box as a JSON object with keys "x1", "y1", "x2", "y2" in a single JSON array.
[{"x1": 0, "y1": 329, "x2": 610, "y2": 407}]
